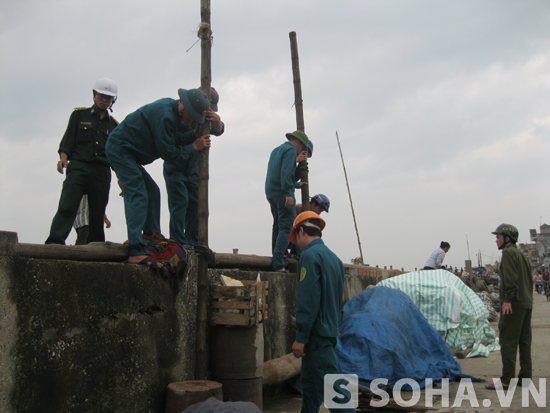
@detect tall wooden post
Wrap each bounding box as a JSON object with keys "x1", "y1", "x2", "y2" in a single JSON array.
[
  {"x1": 289, "y1": 31, "x2": 310, "y2": 211},
  {"x1": 195, "y1": 0, "x2": 212, "y2": 380}
]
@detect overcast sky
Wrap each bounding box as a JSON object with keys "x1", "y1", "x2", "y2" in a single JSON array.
[{"x1": 2, "y1": 1, "x2": 550, "y2": 271}]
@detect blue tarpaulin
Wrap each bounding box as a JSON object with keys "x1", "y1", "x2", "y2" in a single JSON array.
[{"x1": 335, "y1": 286, "x2": 483, "y2": 389}]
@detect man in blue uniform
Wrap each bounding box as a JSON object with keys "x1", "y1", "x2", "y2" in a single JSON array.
[
  {"x1": 265, "y1": 131, "x2": 309, "y2": 271},
  {"x1": 46, "y1": 78, "x2": 119, "y2": 245},
  {"x1": 163, "y1": 87, "x2": 224, "y2": 246},
  {"x1": 105, "y1": 88, "x2": 210, "y2": 268},
  {"x1": 290, "y1": 212, "x2": 355, "y2": 413}
]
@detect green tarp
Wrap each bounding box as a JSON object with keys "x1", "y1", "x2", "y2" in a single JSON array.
[{"x1": 377, "y1": 270, "x2": 497, "y2": 352}]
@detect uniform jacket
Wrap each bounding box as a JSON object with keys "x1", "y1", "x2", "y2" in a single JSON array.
[
  {"x1": 165, "y1": 120, "x2": 225, "y2": 180},
  {"x1": 265, "y1": 141, "x2": 301, "y2": 199},
  {"x1": 499, "y1": 243, "x2": 533, "y2": 309},
  {"x1": 295, "y1": 238, "x2": 345, "y2": 344},
  {"x1": 58, "y1": 105, "x2": 118, "y2": 166},
  {"x1": 106, "y1": 98, "x2": 195, "y2": 165}
]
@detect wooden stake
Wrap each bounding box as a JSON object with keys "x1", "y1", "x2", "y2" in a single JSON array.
[
  {"x1": 336, "y1": 131, "x2": 364, "y2": 265},
  {"x1": 289, "y1": 31, "x2": 310, "y2": 211},
  {"x1": 195, "y1": 0, "x2": 212, "y2": 381}
]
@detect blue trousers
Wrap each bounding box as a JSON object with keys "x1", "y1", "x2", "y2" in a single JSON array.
[
  {"x1": 268, "y1": 196, "x2": 296, "y2": 270},
  {"x1": 163, "y1": 162, "x2": 199, "y2": 245},
  {"x1": 105, "y1": 141, "x2": 161, "y2": 256}
]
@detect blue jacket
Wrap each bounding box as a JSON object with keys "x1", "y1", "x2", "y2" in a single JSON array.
[
  {"x1": 172, "y1": 120, "x2": 225, "y2": 180},
  {"x1": 107, "y1": 98, "x2": 195, "y2": 165},
  {"x1": 265, "y1": 142, "x2": 300, "y2": 199},
  {"x1": 295, "y1": 238, "x2": 345, "y2": 344}
]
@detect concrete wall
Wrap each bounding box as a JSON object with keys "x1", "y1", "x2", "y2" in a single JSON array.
[
  {"x1": 0, "y1": 253, "x2": 395, "y2": 413},
  {"x1": 0, "y1": 256, "x2": 198, "y2": 413}
]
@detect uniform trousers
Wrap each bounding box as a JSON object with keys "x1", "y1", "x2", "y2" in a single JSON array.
[
  {"x1": 46, "y1": 160, "x2": 110, "y2": 245},
  {"x1": 300, "y1": 335, "x2": 356, "y2": 413},
  {"x1": 105, "y1": 142, "x2": 161, "y2": 256},
  {"x1": 268, "y1": 196, "x2": 296, "y2": 270},
  {"x1": 498, "y1": 307, "x2": 532, "y2": 385},
  {"x1": 164, "y1": 161, "x2": 199, "y2": 245}
]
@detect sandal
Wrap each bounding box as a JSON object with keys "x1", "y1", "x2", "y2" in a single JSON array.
[{"x1": 133, "y1": 256, "x2": 163, "y2": 269}]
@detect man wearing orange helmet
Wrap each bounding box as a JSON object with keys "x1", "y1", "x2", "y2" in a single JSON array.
[{"x1": 290, "y1": 212, "x2": 354, "y2": 413}]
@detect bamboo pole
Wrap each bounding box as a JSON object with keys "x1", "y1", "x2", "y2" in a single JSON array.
[
  {"x1": 336, "y1": 131, "x2": 364, "y2": 264},
  {"x1": 289, "y1": 32, "x2": 310, "y2": 211},
  {"x1": 195, "y1": 0, "x2": 212, "y2": 380}
]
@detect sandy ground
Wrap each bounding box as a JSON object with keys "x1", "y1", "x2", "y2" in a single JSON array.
[{"x1": 263, "y1": 291, "x2": 550, "y2": 412}]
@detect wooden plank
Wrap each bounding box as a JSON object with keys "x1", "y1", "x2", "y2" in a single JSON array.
[
  {"x1": 211, "y1": 281, "x2": 268, "y2": 325},
  {"x1": 213, "y1": 301, "x2": 252, "y2": 310},
  {"x1": 212, "y1": 287, "x2": 253, "y2": 298},
  {"x1": 214, "y1": 309, "x2": 252, "y2": 316},
  {"x1": 212, "y1": 290, "x2": 252, "y2": 299},
  {"x1": 17, "y1": 242, "x2": 129, "y2": 262},
  {"x1": 212, "y1": 312, "x2": 255, "y2": 326}
]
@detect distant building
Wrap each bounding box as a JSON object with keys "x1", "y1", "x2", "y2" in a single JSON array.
[
  {"x1": 519, "y1": 242, "x2": 538, "y2": 268},
  {"x1": 527, "y1": 224, "x2": 550, "y2": 268}
]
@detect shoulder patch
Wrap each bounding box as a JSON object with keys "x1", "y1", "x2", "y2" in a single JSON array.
[
  {"x1": 299, "y1": 267, "x2": 307, "y2": 282},
  {"x1": 73, "y1": 107, "x2": 89, "y2": 111}
]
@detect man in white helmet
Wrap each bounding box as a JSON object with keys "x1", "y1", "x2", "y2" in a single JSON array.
[{"x1": 46, "y1": 78, "x2": 119, "y2": 245}]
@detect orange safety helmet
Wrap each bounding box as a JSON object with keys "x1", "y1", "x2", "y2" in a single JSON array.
[{"x1": 289, "y1": 211, "x2": 326, "y2": 245}]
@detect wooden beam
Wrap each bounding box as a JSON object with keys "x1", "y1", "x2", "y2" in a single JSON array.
[
  {"x1": 18, "y1": 242, "x2": 128, "y2": 262},
  {"x1": 215, "y1": 253, "x2": 275, "y2": 268},
  {"x1": 195, "y1": 0, "x2": 213, "y2": 381},
  {"x1": 289, "y1": 31, "x2": 310, "y2": 211},
  {"x1": 11, "y1": 237, "x2": 285, "y2": 268},
  {"x1": 262, "y1": 353, "x2": 301, "y2": 386}
]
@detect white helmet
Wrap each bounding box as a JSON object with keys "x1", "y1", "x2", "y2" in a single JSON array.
[{"x1": 93, "y1": 78, "x2": 118, "y2": 97}]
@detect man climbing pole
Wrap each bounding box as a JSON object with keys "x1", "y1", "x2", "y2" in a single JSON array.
[
  {"x1": 105, "y1": 88, "x2": 210, "y2": 268},
  {"x1": 265, "y1": 130, "x2": 309, "y2": 272}
]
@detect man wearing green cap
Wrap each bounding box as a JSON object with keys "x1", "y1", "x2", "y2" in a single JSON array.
[
  {"x1": 265, "y1": 131, "x2": 309, "y2": 271},
  {"x1": 163, "y1": 87, "x2": 225, "y2": 247},
  {"x1": 106, "y1": 88, "x2": 211, "y2": 268},
  {"x1": 487, "y1": 223, "x2": 533, "y2": 390}
]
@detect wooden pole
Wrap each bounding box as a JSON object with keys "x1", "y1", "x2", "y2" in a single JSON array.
[
  {"x1": 289, "y1": 31, "x2": 310, "y2": 211},
  {"x1": 18, "y1": 245, "x2": 284, "y2": 269},
  {"x1": 195, "y1": 0, "x2": 212, "y2": 380},
  {"x1": 336, "y1": 131, "x2": 364, "y2": 264},
  {"x1": 262, "y1": 353, "x2": 301, "y2": 386},
  {"x1": 17, "y1": 242, "x2": 128, "y2": 261}
]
